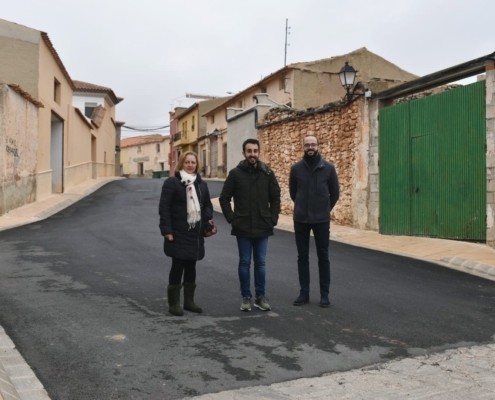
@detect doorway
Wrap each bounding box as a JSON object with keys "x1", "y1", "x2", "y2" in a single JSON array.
[{"x1": 50, "y1": 112, "x2": 64, "y2": 193}]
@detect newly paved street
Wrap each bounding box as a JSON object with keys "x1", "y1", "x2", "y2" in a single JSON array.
[{"x1": 0, "y1": 179, "x2": 495, "y2": 399}]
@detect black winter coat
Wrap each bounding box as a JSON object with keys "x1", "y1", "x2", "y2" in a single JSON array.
[
  {"x1": 219, "y1": 160, "x2": 281, "y2": 238},
  {"x1": 159, "y1": 172, "x2": 213, "y2": 260},
  {"x1": 289, "y1": 156, "x2": 340, "y2": 224}
]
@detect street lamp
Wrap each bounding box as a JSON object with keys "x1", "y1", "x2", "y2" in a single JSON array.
[{"x1": 339, "y1": 62, "x2": 368, "y2": 104}]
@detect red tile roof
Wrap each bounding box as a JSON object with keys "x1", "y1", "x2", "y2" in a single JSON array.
[
  {"x1": 7, "y1": 84, "x2": 44, "y2": 108},
  {"x1": 73, "y1": 80, "x2": 123, "y2": 105},
  {"x1": 40, "y1": 32, "x2": 75, "y2": 90},
  {"x1": 121, "y1": 134, "x2": 168, "y2": 148}
]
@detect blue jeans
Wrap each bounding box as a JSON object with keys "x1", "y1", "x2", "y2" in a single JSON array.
[
  {"x1": 236, "y1": 237, "x2": 268, "y2": 298},
  {"x1": 294, "y1": 221, "x2": 330, "y2": 296}
]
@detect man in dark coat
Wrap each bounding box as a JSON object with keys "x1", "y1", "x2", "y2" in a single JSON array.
[
  {"x1": 289, "y1": 135, "x2": 340, "y2": 308},
  {"x1": 220, "y1": 138, "x2": 281, "y2": 312}
]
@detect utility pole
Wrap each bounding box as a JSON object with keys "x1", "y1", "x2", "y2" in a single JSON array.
[{"x1": 284, "y1": 19, "x2": 291, "y2": 93}]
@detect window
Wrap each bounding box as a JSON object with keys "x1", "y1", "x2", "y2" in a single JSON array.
[
  {"x1": 156, "y1": 143, "x2": 161, "y2": 153},
  {"x1": 54, "y1": 78, "x2": 61, "y2": 104},
  {"x1": 279, "y1": 77, "x2": 285, "y2": 91},
  {"x1": 191, "y1": 116, "x2": 195, "y2": 131},
  {"x1": 160, "y1": 162, "x2": 165, "y2": 171},
  {"x1": 261, "y1": 87, "x2": 267, "y2": 93},
  {"x1": 211, "y1": 114, "x2": 215, "y2": 124},
  {"x1": 138, "y1": 146, "x2": 142, "y2": 153},
  {"x1": 138, "y1": 163, "x2": 144, "y2": 175},
  {"x1": 84, "y1": 102, "x2": 97, "y2": 118},
  {"x1": 237, "y1": 100, "x2": 243, "y2": 108}
]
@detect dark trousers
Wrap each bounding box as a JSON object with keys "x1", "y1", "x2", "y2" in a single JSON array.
[
  {"x1": 294, "y1": 221, "x2": 330, "y2": 296},
  {"x1": 169, "y1": 258, "x2": 196, "y2": 285}
]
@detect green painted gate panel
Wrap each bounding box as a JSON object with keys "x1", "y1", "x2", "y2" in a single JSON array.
[
  {"x1": 410, "y1": 93, "x2": 440, "y2": 237},
  {"x1": 435, "y1": 82, "x2": 486, "y2": 240},
  {"x1": 379, "y1": 102, "x2": 410, "y2": 235},
  {"x1": 379, "y1": 80, "x2": 486, "y2": 240}
]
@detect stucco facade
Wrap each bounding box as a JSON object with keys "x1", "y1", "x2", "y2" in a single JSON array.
[
  {"x1": 121, "y1": 135, "x2": 170, "y2": 178},
  {"x1": 0, "y1": 18, "x2": 123, "y2": 206},
  {"x1": 174, "y1": 97, "x2": 230, "y2": 177},
  {"x1": 168, "y1": 107, "x2": 186, "y2": 177},
  {"x1": 0, "y1": 84, "x2": 39, "y2": 216}
]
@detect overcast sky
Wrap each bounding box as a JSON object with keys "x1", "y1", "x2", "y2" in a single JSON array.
[{"x1": 3, "y1": 0, "x2": 494, "y2": 137}]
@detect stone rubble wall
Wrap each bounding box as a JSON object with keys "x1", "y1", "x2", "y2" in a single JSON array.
[
  {"x1": 259, "y1": 100, "x2": 363, "y2": 227},
  {"x1": 394, "y1": 84, "x2": 462, "y2": 104}
]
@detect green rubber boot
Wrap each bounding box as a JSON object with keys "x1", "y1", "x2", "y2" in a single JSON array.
[
  {"x1": 183, "y1": 282, "x2": 203, "y2": 313},
  {"x1": 167, "y1": 284, "x2": 183, "y2": 316}
]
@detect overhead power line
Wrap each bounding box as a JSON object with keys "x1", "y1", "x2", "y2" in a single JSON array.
[{"x1": 122, "y1": 124, "x2": 170, "y2": 132}]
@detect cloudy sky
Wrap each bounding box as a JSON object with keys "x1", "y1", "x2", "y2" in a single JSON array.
[{"x1": 3, "y1": 0, "x2": 494, "y2": 137}]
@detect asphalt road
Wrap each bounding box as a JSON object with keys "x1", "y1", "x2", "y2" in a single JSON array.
[{"x1": 0, "y1": 179, "x2": 494, "y2": 400}]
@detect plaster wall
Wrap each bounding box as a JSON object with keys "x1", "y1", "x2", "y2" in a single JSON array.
[
  {"x1": 120, "y1": 147, "x2": 129, "y2": 175},
  {"x1": 0, "y1": 18, "x2": 40, "y2": 98},
  {"x1": 298, "y1": 48, "x2": 418, "y2": 83},
  {"x1": 205, "y1": 108, "x2": 227, "y2": 135},
  {"x1": 177, "y1": 106, "x2": 198, "y2": 147},
  {"x1": 0, "y1": 84, "x2": 38, "y2": 215},
  {"x1": 37, "y1": 38, "x2": 73, "y2": 200},
  {"x1": 72, "y1": 94, "x2": 105, "y2": 116},
  {"x1": 63, "y1": 107, "x2": 92, "y2": 191},
  {"x1": 226, "y1": 96, "x2": 279, "y2": 172},
  {"x1": 125, "y1": 139, "x2": 169, "y2": 178},
  {"x1": 293, "y1": 70, "x2": 345, "y2": 109}
]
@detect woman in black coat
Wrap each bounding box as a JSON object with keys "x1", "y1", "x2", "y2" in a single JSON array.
[{"x1": 159, "y1": 151, "x2": 216, "y2": 316}]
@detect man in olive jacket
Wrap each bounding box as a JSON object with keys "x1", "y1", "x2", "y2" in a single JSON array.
[
  {"x1": 220, "y1": 138, "x2": 281, "y2": 312},
  {"x1": 289, "y1": 135, "x2": 339, "y2": 308}
]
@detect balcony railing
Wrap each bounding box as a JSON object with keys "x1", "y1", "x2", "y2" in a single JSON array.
[{"x1": 174, "y1": 131, "x2": 182, "y2": 142}]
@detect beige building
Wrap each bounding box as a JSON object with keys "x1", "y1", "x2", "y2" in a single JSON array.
[
  {"x1": 0, "y1": 17, "x2": 123, "y2": 211},
  {"x1": 203, "y1": 47, "x2": 418, "y2": 174},
  {"x1": 0, "y1": 84, "x2": 41, "y2": 215},
  {"x1": 173, "y1": 97, "x2": 230, "y2": 177},
  {"x1": 120, "y1": 134, "x2": 170, "y2": 178}
]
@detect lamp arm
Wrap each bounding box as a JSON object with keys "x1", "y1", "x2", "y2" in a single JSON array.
[{"x1": 350, "y1": 81, "x2": 367, "y2": 97}]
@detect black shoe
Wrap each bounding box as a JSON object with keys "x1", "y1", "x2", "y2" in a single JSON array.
[
  {"x1": 293, "y1": 293, "x2": 309, "y2": 306},
  {"x1": 319, "y1": 295, "x2": 330, "y2": 308}
]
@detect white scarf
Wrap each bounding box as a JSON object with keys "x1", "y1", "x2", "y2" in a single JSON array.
[{"x1": 179, "y1": 170, "x2": 201, "y2": 229}]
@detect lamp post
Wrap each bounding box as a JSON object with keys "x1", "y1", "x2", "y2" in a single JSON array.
[{"x1": 339, "y1": 62, "x2": 368, "y2": 104}]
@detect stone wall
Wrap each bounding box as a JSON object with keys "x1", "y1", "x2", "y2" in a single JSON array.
[
  {"x1": 259, "y1": 100, "x2": 363, "y2": 226},
  {"x1": 486, "y1": 68, "x2": 495, "y2": 248},
  {"x1": 394, "y1": 84, "x2": 462, "y2": 105},
  {"x1": 0, "y1": 84, "x2": 39, "y2": 216}
]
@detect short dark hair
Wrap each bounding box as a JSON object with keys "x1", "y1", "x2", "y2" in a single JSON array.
[
  {"x1": 304, "y1": 135, "x2": 319, "y2": 145},
  {"x1": 242, "y1": 138, "x2": 260, "y2": 152}
]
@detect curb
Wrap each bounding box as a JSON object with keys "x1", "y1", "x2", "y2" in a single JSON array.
[{"x1": 0, "y1": 327, "x2": 49, "y2": 400}]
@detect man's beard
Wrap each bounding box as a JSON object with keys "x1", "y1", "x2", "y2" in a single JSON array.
[
  {"x1": 246, "y1": 156, "x2": 258, "y2": 165},
  {"x1": 304, "y1": 149, "x2": 318, "y2": 157}
]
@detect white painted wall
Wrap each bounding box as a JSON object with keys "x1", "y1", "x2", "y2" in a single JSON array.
[{"x1": 72, "y1": 94, "x2": 105, "y2": 119}]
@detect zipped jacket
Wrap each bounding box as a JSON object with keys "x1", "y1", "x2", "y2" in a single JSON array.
[
  {"x1": 220, "y1": 160, "x2": 281, "y2": 238},
  {"x1": 159, "y1": 172, "x2": 213, "y2": 260},
  {"x1": 289, "y1": 156, "x2": 340, "y2": 224}
]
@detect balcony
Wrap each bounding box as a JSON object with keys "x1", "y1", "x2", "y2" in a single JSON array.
[{"x1": 174, "y1": 131, "x2": 182, "y2": 142}]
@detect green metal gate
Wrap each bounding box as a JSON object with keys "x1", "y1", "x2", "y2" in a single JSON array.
[{"x1": 379, "y1": 81, "x2": 486, "y2": 240}]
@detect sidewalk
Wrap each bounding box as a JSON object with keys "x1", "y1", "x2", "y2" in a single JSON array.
[
  {"x1": 211, "y1": 198, "x2": 495, "y2": 282},
  {"x1": 1, "y1": 178, "x2": 494, "y2": 399}
]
